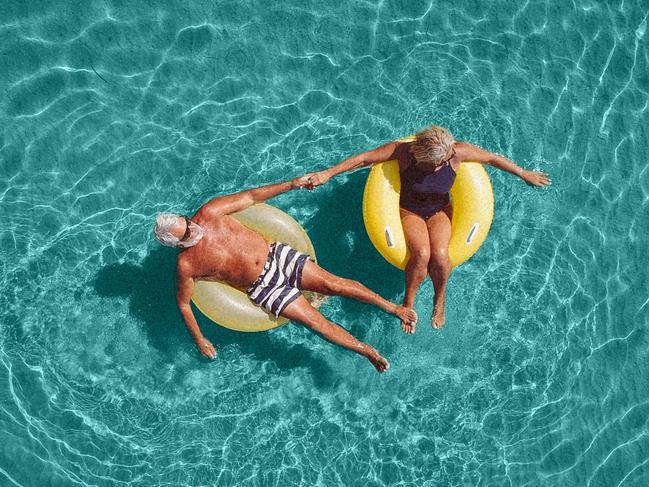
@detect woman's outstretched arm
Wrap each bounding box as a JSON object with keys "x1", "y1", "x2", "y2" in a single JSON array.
[
  {"x1": 455, "y1": 142, "x2": 551, "y2": 187},
  {"x1": 303, "y1": 141, "x2": 400, "y2": 188}
]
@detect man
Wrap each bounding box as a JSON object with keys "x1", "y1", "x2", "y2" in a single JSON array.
[{"x1": 154, "y1": 176, "x2": 417, "y2": 373}]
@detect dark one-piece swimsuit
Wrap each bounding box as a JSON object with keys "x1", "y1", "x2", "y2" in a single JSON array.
[{"x1": 399, "y1": 160, "x2": 457, "y2": 220}]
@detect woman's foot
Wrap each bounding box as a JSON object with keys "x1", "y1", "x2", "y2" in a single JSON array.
[
  {"x1": 431, "y1": 297, "x2": 445, "y2": 328},
  {"x1": 366, "y1": 350, "x2": 390, "y2": 373},
  {"x1": 395, "y1": 305, "x2": 418, "y2": 335}
]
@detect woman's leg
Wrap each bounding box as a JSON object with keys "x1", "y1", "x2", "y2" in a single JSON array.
[
  {"x1": 425, "y1": 204, "x2": 453, "y2": 328},
  {"x1": 399, "y1": 208, "x2": 431, "y2": 334}
]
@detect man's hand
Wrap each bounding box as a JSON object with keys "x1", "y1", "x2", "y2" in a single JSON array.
[
  {"x1": 302, "y1": 170, "x2": 332, "y2": 189},
  {"x1": 196, "y1": 337, "x2": 217, "y2": 359},
  {"x1": 521, "y1": 170, "x2": 551, "y2": 187},
  {"x1": 291, "y1": 175, "x2": 312, "y2": 189}
]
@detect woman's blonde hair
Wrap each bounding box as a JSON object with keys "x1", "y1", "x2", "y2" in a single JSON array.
[{"x1": 410, "y1": 125, "x2": 455, "y2": 167}]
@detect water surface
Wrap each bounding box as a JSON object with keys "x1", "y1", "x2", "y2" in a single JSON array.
[{"x1": 1, "y1": 0, "x2": 648, "y2": 485}]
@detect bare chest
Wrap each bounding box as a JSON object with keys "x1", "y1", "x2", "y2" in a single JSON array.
[{"x1": 181, "y1": 219, "x2": 268, "y2": 287}]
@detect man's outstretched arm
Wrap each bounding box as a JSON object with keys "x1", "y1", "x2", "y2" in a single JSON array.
[
  {"x1": 201, "y1": 176, "x2": 306, "y2": 216},
  {"x1": 176, "y1": 269, "x2": 216, "y2": 359}
]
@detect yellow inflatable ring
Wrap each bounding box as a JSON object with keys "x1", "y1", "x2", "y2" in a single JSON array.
[
  {"x1": 363, "y1": 136, "x2": 494, "y2": 269},
  {"x1": 191, "y1": 204, "x2": 317, "y2": 332}
]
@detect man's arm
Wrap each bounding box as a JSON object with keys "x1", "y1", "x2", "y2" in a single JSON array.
[
  {"x1": 177, "y1": 268, "x2": 216, "y2": 359},
  {"x1": 201, "y1": 177, "x2": 304, "y2": 216},
  {"x1": 455, "y1": 142, "x2": 551, "y2": 187},
  {"x1": 304, "y1": 141, "x2": 400, "y2": 188}
]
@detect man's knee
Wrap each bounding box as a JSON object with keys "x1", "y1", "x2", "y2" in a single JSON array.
[
  {"x1": 295, "y1": 313, "x2": 332, "y2": 333},
  {"x1": 323, "y1": 276, "x2": 348, "y2": 294}
]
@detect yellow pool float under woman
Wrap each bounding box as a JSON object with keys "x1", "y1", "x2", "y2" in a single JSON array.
[{"x1": 303, "y1": 125, "x2": 551, "y2": 332}]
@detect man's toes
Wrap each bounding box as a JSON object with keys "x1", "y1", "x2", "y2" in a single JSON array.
[
  {"x1": 402, "y1": 321, "x2": 414, "y2": 334},
  {"x1": 379, "y1": 357, "x2": 390, "y2": 372}
]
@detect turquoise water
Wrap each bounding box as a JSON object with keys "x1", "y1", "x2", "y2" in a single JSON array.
[{"x1": 1, "y1": 0, "x2": 648, "y2": 485}]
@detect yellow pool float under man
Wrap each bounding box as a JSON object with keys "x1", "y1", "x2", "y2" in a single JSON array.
[{"x1": 303, "y1": 125, "x2": 551, "y2": 332}]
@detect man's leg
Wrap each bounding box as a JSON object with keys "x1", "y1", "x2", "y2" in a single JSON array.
[
  {"x1": 281, "y1": 295, "x2": 390, "y2": 373},
  {"x1": 299, "y1": 260, "x2": 417, "y2": 326}
]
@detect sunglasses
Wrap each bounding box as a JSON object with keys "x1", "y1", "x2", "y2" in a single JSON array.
[{"x1": 180, "y1": 216, "x2": 192, "y2": 242}]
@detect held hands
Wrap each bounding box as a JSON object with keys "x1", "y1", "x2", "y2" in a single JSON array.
[
  {"x1": 521, "y1": 170, "x2": 551, "y2": 187},
  {"x1": 290, "y1": 175, "x2": 312, "y2": 189},
  {"x1": 301, "y1": 170, "x2": 332, "y2": 189},
  {"x1": 196, "y1": 337, "x2": 217, "y2": 359},
  {"x1": 290, "y1": 170, "x2": 332, "y2": 190}
]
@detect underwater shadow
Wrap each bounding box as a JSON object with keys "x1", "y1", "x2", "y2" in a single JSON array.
[
  {"x1": 299, "y1": 172, "x2": 405, "y2": 340},
  {"x1": 304, "y1": 172, "x2": 403, "y2": 295},
  {"x1": 93, "y1": 247, "x2": 335, "y2": 387}
]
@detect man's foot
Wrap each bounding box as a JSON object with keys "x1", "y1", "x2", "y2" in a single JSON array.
[
  {"x1": 395, "y1": 305, "x2": 418, "y2": 335},
  {"x1": 431, "y1": 300, "x2": 445, "y2": 329},
  {"x1": 367, "y1": 351, "x2": 390, "y2": 373},
  {"x1": 401, "y1": 318, "x2": 417, "y2": 335}
]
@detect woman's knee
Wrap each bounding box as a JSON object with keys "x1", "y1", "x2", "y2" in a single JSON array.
[
  {"x1": 409, "y1": 247, "x2": 430, "y2": 266},
  {"x1": 428, "y1": 246, "x2": 451, "y2": 268}
]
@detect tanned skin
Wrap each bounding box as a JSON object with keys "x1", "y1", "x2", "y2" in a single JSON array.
[
  {"x1": 303, "y1": 140, "x2": 550, "y2": 332},
  {"x1": 170, "y1": 177, "x2": 418, "y2": 373}
]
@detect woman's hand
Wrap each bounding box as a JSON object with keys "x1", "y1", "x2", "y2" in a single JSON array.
[
  {"x1": 521, "y1": 170, "x2": 551, "y2": 187},
  {"x1": 196, "y1": 337, "x2": 217, "y2": 359},
  {"x1": 303, "y1": 170, "x2": 332, "y2": 189},
  {"x1": 290, "y1": 176, "x2": 312, "y2": 189}
]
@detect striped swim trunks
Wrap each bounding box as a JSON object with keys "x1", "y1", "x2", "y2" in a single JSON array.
[{"x1": 246, "y1": 242, "x2": 311, "y2": 317}]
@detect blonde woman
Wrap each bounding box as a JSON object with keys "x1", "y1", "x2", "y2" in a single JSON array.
[{"x1": 303, "y1": 126, "x2": 550, "y2": 332}]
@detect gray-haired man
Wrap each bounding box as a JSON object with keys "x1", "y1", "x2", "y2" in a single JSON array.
[{"x1": 154, "y1": 177, "x2": 417, "y2": 373}]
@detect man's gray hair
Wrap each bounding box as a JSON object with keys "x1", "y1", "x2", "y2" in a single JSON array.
[
  {"x1": 410, "y1": 125, "x2": 456, "y2": 167},
  {"x1": 154, "y1": 213, "x2": 183, "y2": 247},
  {"x1": 154, "y1": 213, "x2": 204, "y2": 248}
]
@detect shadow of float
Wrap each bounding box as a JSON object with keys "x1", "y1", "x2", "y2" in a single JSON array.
[
  {"x1": 295, "y1": 172, "x2": 405, "y2": 344},
  {"x1": 300, "y1": 173, "x2": 404, "y2": 292},
  {"x1": 93, "y1": 247, "x2": 334, "y2": 387}
]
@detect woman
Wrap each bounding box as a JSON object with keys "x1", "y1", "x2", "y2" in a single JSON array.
[{"x1": 302, "y1": 125, "x2": 551, "y2": 333}]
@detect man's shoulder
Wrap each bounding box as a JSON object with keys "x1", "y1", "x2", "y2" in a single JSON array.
[
  {"x1": 193, "y1": 206, "x2": 225, "y2": 224},
  {"x1": 176, "y1": 252, "x2": 195, "y2": 276}
]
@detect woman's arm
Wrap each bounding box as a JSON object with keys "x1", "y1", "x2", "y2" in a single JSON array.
[
  {"x1": 304, "y1": 141, "x2": 400, "y2": 188},
  {"x1": 455, "y1": 142, "x2": 551, "y2": 187}
]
